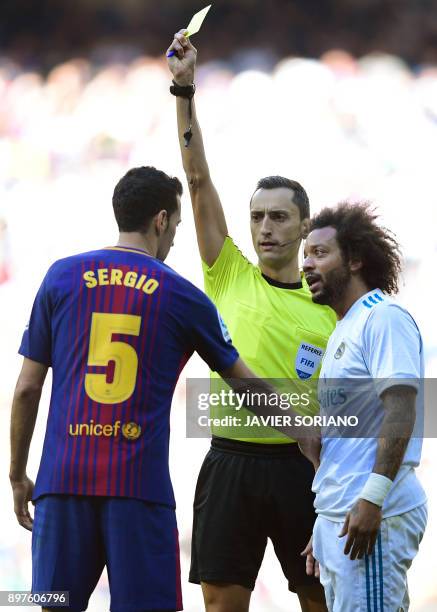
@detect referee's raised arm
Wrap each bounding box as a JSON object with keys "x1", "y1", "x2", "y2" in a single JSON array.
[{"x1": 167, "y1": 30, "x2": 227, "y2": 267}]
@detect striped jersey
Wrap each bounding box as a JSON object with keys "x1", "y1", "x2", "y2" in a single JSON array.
[{"x1": 19, "y1": 246, "x2": 238, "y2": 506}]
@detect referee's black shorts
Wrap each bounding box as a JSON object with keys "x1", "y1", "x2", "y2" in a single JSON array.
[{"x1": 189, "y1": 436, "x2": 319, "y2": 592}]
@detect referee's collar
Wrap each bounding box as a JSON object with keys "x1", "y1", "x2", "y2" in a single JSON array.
[{"x1": 261, "y1": 273, "x2": 303, "y2": 290}]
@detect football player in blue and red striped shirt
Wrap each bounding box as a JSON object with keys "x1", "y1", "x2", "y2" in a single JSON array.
[{"x1": 9, "y1": 166, "x2": 242, "y2": 612}]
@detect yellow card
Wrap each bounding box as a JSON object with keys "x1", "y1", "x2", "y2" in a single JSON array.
[{"x1": 185, "y1": 5, "x2": 212, "y2": 37}]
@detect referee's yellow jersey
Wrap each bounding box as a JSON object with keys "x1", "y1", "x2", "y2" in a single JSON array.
[{"x1": 203, "y1": 237, "x2": 337, "y2": 443}]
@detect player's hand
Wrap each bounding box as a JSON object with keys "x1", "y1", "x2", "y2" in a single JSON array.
[
  {"x1": 10, "y1": 475, "x2": 35, "y2": 531},
  {"x1": 339, "y1": 499, "x2": 382, "y2": 560},
  {"x1": 298, "y1": 435, "x2": 321, "y2": 472},
  {"x1": 166, "y1": 30, "x2": 197, "y2": 86},
  {"x1": 301, "y1": 535, "x2": 320, "y2": 578}
]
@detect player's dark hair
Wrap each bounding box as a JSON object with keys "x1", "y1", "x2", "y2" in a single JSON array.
[
  {"x1": 251, "y1": 176, "x2": 310, "y2": 220},
  {"x1": 113, "y1": 166, "x2": 183, "y2": 232},
  {"x1": 310, "y1": 202, "x2": 402, "y2": 294}
]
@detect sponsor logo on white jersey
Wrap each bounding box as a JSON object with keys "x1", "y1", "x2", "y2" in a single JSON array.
[{"x1": 334, "y1": 341, "x2": 346, "y2": 360}]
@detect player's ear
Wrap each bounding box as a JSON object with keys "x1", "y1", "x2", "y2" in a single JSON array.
[
  {"x1": 349, "y1": 257, "x2": 363, "y2": 273},
  {"x1": 300, "y1": 218, "x2": 310, "y2": 240},
  {"x1": 154, "y1": 210, "x2": 169, "y2": 235}
]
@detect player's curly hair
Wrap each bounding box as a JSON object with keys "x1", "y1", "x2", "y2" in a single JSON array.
[
  {"x1": 113, "y1": 166, "x2": 183, "y2": 232},
  {"x1": 310, "y1": 202, "x2": 402, "y2": 294}
]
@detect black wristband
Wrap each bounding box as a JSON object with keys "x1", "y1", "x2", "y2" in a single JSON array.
[
  {"x1": 170, "y1": 80, "x2": 195, "y2": 99},
  {"x1": 170, "y1": 80, "x2": 195, "y2": 147}
]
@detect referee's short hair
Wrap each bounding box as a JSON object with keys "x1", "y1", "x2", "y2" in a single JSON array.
[
  {"x1": 251, "y1": 176, "x2": 310, "y2": 221},
  {"x1": 310, "y1": 202, "x2": 402, "y2": 295},
  {"x1": 113, "y1": 166, "x2": 183, "y2": 232}
]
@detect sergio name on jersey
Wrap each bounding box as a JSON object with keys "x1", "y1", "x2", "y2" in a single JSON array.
[{"x1": 19, "y1": 246, "x2": 238, "y2": 506}]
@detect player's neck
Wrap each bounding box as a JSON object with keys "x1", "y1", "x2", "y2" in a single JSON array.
[
  {"x1": 334, "y1": 279, "x2": 371, "y2": 320},
  {"x1": 117, "y1": 233, "x2": 156, "y2": 257},
  {"x1": 258, "y1": 260, "x2": 301, "y2": 284}
]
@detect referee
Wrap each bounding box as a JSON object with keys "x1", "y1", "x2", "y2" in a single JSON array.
[{"x1": 167, "y1": 32, "x2": 336, "y2": 612}]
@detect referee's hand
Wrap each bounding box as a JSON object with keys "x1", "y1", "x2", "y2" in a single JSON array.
[
  {"x1": 301, "y1": 536, "x2": 320, "y2": 578},
  {"x1": 166, "y1": 30, "x2": 197, "y2": 86}
]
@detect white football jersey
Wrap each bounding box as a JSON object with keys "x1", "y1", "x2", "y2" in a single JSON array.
[{"x1": 313, "y1": 288, "x2": 427, "y2": 520}]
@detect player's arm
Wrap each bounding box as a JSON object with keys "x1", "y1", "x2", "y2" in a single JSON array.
[
  {"x1": 219, "y1": 358, "x2": 321, "y2": 470},
  {"x1": 189, "y1": 294, "x2": 320, "y2": 465},
  {"x1": 340, "y1": 385, "x2": 416, "y2": 560},
  {"x1": 373, "y1": 385, "x2": 416, "y2": 479},
  {"x1": 167, "y1": 30, "x2": 228, "y2": 266},
  {"x1": 9, "y1": 358, "x2": 48, "y2": 531}
]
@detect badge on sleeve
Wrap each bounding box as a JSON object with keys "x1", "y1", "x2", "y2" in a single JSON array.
[
  {"x1": 295, "y1": 342, "x2": 324, "y2": 379},
  {"x1": 217, "y1": 312, "x2": 232, "y2": 343}
]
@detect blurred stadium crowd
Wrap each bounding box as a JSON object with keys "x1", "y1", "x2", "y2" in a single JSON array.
[
  {"x1": 1, "y1": 27, "x2": 437, "y2": 612},
  {"x1": 2, "y1": 0, "x2": 437, "y2": 69}
]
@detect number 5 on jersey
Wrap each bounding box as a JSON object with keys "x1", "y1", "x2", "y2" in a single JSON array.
[{"x1": 85, "y1": 312, "x2": 141, "y2": 404}]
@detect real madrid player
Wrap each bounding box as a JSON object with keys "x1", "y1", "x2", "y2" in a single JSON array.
[
  {"x1": 167, "y1": 31, "x2": 336, "y2": 612},
  {"x1": 302, "y1": 203, "x2": 427, "y2": 611},
  {"x1": 9, "y1": 165, "x2": 264, "y2": 612}
]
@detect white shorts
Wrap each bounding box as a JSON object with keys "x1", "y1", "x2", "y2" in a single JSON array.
[{"x1": 312, "y1": 504, "x2": 427, "y2": 612}]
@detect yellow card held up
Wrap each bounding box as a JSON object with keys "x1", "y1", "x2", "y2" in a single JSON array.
[{"x1": 185, "y1": 5, "x2": 212, "y2": 37}]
